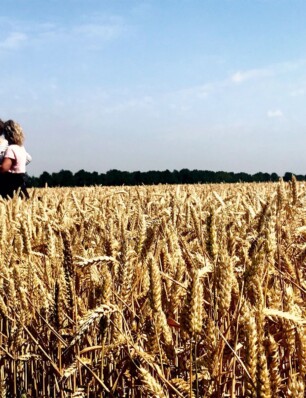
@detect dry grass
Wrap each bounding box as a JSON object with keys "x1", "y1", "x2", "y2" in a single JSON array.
[{"x1": 0, "y1": 179, "x2": 305, "y2": 397}]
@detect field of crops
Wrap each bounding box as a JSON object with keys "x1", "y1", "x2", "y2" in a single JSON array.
[{"x1": 0, "y1": 179, "x2": 305, "y2": 397}]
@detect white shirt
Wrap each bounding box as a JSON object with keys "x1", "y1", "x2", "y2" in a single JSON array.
[{"x1": 0, "y1": 135, "x2": 8, "y2": 164}]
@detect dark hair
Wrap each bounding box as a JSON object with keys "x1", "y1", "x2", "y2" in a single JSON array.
[{"x1": 0, "y1": 119, "x2": 4, "y2": 135}]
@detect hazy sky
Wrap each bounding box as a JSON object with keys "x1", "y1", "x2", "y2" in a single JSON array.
[{"x1": 1, "y1": 0, "x2": 306, "y2": 176}]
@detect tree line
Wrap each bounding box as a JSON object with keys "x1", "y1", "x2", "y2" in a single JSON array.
[{"x1": 27, "y1": 169, "x2": 304, "y2": 187}]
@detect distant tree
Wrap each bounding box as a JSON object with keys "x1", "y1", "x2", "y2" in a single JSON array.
[
  {"x1": 252, "y1": 172, "x2": 273, "y2": 182},
  {"x1": 200, "y1": 170, "x2": 217, "y2": 183},
  {"x1": 26, "y1": 175, "x2": 39, "y2": 187},
  {"x1": 215, "y1": 171, "x2": 233, "y2": 183},
  {"x1": 283, "y1": 172, "x2": 293, "y2": 182},
  {"x1": 74, "y1": 169, "x2": 90, "y2": 186},
  {"x1": 270, "y1": 172, "x2": 279, "y2": 182},
  {"x1": 179, "y1": 169, "x2": 192, "y2": 183},
  {"x1": 295, "y1": 174, "x2": 304, "y2": 181},
  {"x1": 106, "y1": 169, "x2": 126, "y2": 185},
  {"x1": 74, "y1": 169, "x2": 100, "y2": 186},
  {"x1": 39, "y1": 171, "x2": 53, "y2": 187},
  {"x1": 172, "y1": 169, "x2": 180, "y2": 184},
  {"x1": 235, "y1": 172, "x2": 253, "y2": 183},
  {"x1": 160, "y1": 169, "x2": 175, "y2": 184},
  {"x1": 142, "y1": 171, "x2": 159, "y2": 184},
  {"x1": 27, "y1": 168, "x2": 297, "y2": 188},
  {"x1": 52, "y1": 170, "x2": 74, "y2": 186},
  {"x1": 131, "y1": 171, "x2": 142, "y2": 185}
]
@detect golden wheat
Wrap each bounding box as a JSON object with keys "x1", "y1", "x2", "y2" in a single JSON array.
[{"x1": 0, "y1": 180, "x2": 304, "y2": 396}]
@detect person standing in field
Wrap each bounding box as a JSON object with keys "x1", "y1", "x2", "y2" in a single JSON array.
[
  {"x1": 0, "y1": 120, "x2": 32, "y2": 199},
  {"x1": 0, "y1": 119, "x2": 9, "y2": 197},
  {"x1": 0, "y1": 119, "x2": 8, "y2": 163}
]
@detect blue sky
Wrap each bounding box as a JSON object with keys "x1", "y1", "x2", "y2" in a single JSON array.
[{"x1": 1, "y1": 0, "x2": 306, "y2": 176}]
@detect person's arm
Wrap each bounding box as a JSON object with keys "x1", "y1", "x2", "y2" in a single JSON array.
[
  {"x1": 0, "y1": 157, "x2": 13, "y2": 173},
  {"x1": 0, "y1": 138, "x2": 8, "y2": 165},
  {"x1": 26, "y1": 152, "x2": 32, "y2": 165}
]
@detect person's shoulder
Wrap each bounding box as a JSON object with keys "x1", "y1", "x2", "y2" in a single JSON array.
[
  {"x1": 8, "y1": 144, "x2": 25, "y2": 152},
  {"x1": 0, "y1": 136, "x2": 8, "y2": 146},
  {"x1": 5, "y1": 144, "x2": 24, "y2": 157}
]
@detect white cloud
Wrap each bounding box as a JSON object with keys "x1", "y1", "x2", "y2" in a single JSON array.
[
  {"x1": 267, "y1": 109, "x2": 283, "y2": 118},
  {"x1": 0, "y1": 15, "x2": 127, "y2": 52},
  {"x1": 231, "y1": 59, "x2": 306, "y2": 85},
  {"x1": 231, "y1": 68, "x2": 272, "y2": 83},
  {"x1": 73, "y1": 20, "x2": 125, "y2": 41},
  {"x1": 172, "y1": 79, "x2": 227, "y2": 103},
  {"x1": 0, "y1": 32, "x2": 27, "y2": 49},
  {"x1": 131, "y1": 2, "x2": 153, "y2": 16},
  {"x1": 290, "y1": 88, "x2": 305, "y2": 97}
]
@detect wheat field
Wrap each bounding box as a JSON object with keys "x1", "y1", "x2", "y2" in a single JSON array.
[{"x1": 0, "y1": 179, "x2": 305, "y2": 397}]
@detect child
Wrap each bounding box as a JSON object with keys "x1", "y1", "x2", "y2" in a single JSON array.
[
  {"x1": 0, "y1": 119, "x2": 8, "y2": 164},
  {"x1": 0, "y1": 120, "x2": 32, "y2": 198},
  {"x1": 0, "y1": 119, "x2": 32, "y2": 165}
]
